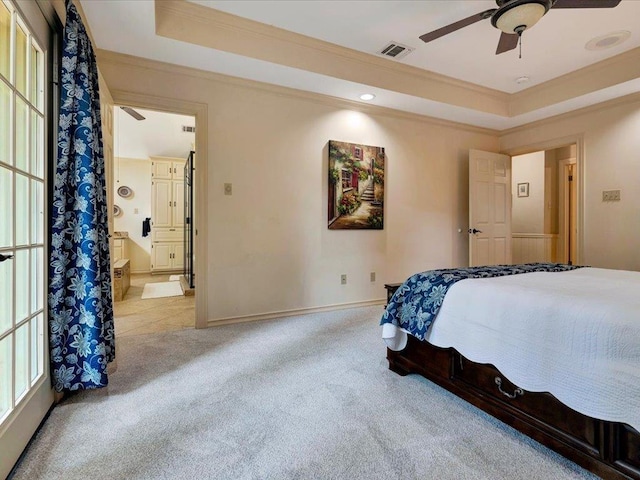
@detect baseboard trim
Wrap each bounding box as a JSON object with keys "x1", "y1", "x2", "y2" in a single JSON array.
[{"x1": 207, "y1": 298, "x2": 385, "y2": 327}]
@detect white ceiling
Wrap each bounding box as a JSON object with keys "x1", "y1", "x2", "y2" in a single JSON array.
[
  {"x1": 114, "y1": 107, "x2": 195, "y2": 160},
  {"x1": 80, "y1": 0, "x2": 640, "y2": 130}
]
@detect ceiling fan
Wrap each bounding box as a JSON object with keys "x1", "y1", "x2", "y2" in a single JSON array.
[
  {"x1": 419, "y1": 0, "x2": 622, "y2": 55},
  {"x1": 120, "y1": 106, "x2": 146, "y2": 121}
]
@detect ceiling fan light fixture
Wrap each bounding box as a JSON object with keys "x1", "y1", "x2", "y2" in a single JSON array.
[{"x1": 492, "y1": 0, "x2": 551, "y2": 35}]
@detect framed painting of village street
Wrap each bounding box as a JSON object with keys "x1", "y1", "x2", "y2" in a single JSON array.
[{"x1": 328, "y1": 140, "x2": 385, "y2": 230}]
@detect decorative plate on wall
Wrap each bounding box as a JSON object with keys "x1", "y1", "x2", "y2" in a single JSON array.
[
  {"x1": 117, "y1": 185, "x2": 133, "y2": 198},
  {"x1": 113, "y1": 205, "x2": 122, "y2": 217}
]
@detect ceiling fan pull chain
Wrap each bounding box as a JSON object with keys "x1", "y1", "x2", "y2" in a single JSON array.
[{"x1": 519, "y1": 33, "x2": 522, "y2": 59}]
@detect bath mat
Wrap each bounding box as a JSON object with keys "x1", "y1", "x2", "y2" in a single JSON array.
[{"x1": 141, "y1": 281, "x2": 183, "y2": 299}]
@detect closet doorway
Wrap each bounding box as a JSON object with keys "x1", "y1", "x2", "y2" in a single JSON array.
[{"x1": 111, "y1": 106, "x2": 197, "y2": 337}]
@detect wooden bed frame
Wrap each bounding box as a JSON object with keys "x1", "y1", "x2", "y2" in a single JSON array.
[
  {"x1": 386, "y1": 335, "x2": 640, "y2": 480},
  {"x1": 382, "y1": 281, "x2": 640, "y2": 479}
]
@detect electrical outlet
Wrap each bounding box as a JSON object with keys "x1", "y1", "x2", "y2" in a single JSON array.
[
  {"x1": 134, "y1": 208, "x2": 139, "y2": 214},
  {"x1": 224, "y1": 183, "x2": 232, "y2": 195},
  {"x1": 370, "y1": 272, "x2": 376, "y2": 282},
  {"x1": 341, "y1": 274, "x2": 347, "y2": 285},
  {"x1": 602, "y1": 190, "x2": 621, "y2": 202}
]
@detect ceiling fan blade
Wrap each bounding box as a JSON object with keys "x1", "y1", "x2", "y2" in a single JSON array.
[
  {"x1": 551, "y1": 0, "x2": 621, "y2": 8},
  {"x1": 120, "y1": 106, "x2": 146, "y2": 121},
  {"x1": 419, "y1": 9, "x2": 496, "y2": 43},
  {"x1": 496, "y1": 32, "x2": 519, "y2": 55}
]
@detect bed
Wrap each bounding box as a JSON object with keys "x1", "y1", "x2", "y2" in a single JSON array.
[{"x1": 381, "y1": 264, "x2": 640, "y2": 480}]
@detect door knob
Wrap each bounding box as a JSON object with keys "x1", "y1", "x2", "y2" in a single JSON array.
[
  {"x1": 468, "y1": 228, "x2": 483, "y2": 234},
  {"x1": 0, "y1": 253, "x2": 14, "y2": 263}
]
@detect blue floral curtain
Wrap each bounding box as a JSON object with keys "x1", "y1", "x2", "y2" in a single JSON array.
[{"x1": 49, "y1": 0, "x2": 114, "y2": 392}]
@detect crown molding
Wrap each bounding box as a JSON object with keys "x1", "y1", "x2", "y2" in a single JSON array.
[
  {"x1": 156, "y1": 1, "x2": 504, "y2": 96},
  {"x1": 502, "y1": 90, "x2": 640, "y2": 137},
  {"x1": 154, "y1": 0, "x2": 510, "y2": 117},
  {"x1": 509, "y1": 47, "x2": 640, "y2": 117},
  {"x1": 155, "y1": 1, "x2": 640, "y2": 124},
  {"x1": 97, "y1": 48, "x2": 640, "y2": 140},
  {"x1": 97, "y1": 49, "x2": 500, "y2": 136}
]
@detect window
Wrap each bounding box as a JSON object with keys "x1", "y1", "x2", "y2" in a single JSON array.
[{"x1": 341, "y1": 169, "x2": 352, "y2": 190}]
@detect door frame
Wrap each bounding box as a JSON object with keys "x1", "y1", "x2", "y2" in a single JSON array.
[
  {"x1": 559, "y1": 159, "x2": 577, "y2": 264},
  {"x1": 110, "y1": 91, "x2": 208, "y2": 328},
  {"x1": 501, "y1": 134, "x2": 584, "y2": 266},
  {"x1": 0, "y1": 1, "x2": 57, "y2": 477}
]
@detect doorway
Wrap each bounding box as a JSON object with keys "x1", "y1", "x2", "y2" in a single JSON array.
[
  {"x1": 510, "y1": 144, "x2": 578, "y2": 265},
  {"x1": 111, "y1": 106, "x2": 196, "y2": 337}
]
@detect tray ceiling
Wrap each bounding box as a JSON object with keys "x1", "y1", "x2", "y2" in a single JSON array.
[{"x1": 80, "y1": 0, "x2": 640, "y2": 130}]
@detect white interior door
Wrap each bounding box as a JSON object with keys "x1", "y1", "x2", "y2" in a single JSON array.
[
  {"x1": 0, "y1": 1, "x2": 53, "y2": 477},
  {"x1": 469, "y1": 149, "x2": 512, "y2": 266}
]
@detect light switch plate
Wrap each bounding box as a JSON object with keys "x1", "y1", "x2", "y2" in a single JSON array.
[{"x1": 602, "y1": 190, "x2": 620, "y2": 202}]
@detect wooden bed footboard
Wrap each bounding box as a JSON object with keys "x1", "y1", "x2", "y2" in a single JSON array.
[{"x1": 387, "y1": 335, "x2": 640, "y2": 480}]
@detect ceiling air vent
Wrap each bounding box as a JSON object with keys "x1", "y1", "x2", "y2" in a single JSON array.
[
  {"x1": 378, "y1": 42, "x2": 414, "y2": 60},
  {"x1": 182, "y1": 126, "x2": 196, "y2": 133}
]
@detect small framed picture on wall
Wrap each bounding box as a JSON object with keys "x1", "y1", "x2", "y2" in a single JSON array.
[{"x1": 517, "y1": 182, "x2": 529, "y2": 197}]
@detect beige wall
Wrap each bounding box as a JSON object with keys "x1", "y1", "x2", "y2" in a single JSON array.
[
  {"x1": 97, "y1": 54, "x2": 499, "y2": 321},
  {"x1": 501, "y1": 96, "x2": 640, "y2": 271},
  {"x1": 512, "y1": 152, "x2": 545, "y2": 234},
  {"x1": 113, "y1": 157, "x2": 152, "y2": 273}
]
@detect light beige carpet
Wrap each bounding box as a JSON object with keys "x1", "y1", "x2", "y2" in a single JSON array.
[{"x1": 12, "y1": 306, "x2": 598, "y2": 480}]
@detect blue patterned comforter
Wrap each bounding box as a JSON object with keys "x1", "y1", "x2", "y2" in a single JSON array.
[{"x1": 380, "y1": 263, "x2": 583, "y2": 341}]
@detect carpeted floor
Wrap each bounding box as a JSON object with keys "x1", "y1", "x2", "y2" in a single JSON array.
[{"x1": 12, "y1": 306, "x2": 599, "y2": 479}]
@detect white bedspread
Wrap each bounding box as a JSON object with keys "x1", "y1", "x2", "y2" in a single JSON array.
[{"x1": 383, "y1": 267, "x2": 640, "y2": 432}]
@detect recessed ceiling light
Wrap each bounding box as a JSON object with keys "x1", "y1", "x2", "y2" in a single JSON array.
[
  {"x1": 359, "y1": 93, "x2": 375, "y2": 101},
  {"x1": 585, "y1": 31, "x2": 630, "y2": 51},
  {"x1": 515, "y1": 76, "x2": 530, "y2": 85}
]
